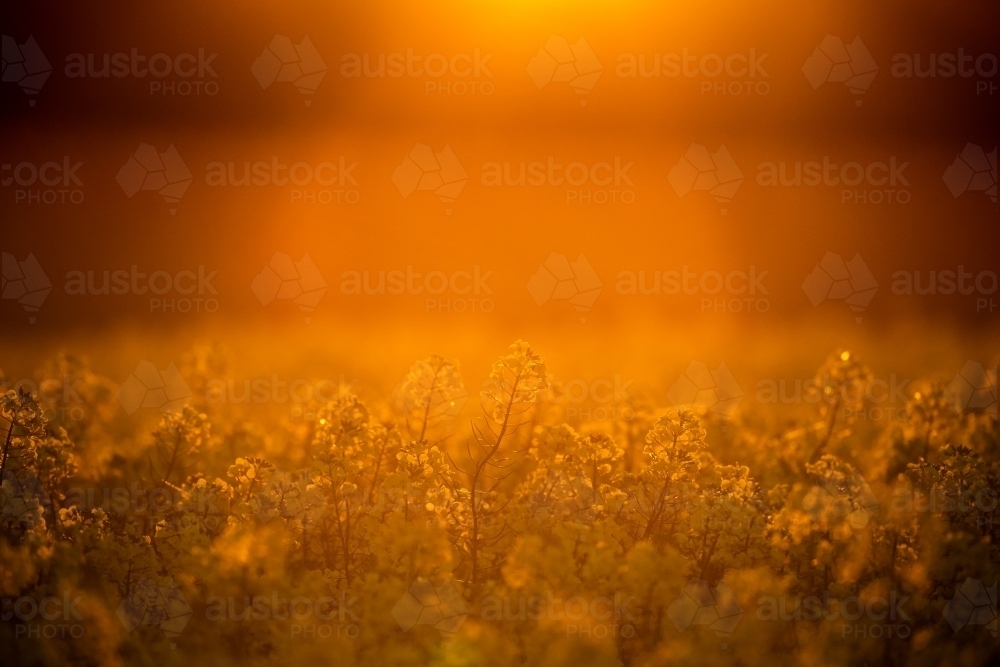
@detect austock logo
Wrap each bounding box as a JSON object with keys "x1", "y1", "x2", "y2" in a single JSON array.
[
  {"x1": 526, "y1": 252, "x2": 603, "y2": 323},
  {"x1": 64, "y1": 46, "x2": 220, "y2": 97},
  {"x1": 340, "y1": 266, "x2": 494, "y2": 315},
  {"x1": 480, "y1": 156, "x2": 635, "y2": 204},
  {"x1": 668, "y1": 579, "x2": 743, "y2": 648},
  {"x1": 204, "y1": 591, "x2": 360, "y2": 640},
  {"x1": 890, "y1": 266, "x2": 997, "y2": 315},
  {"x1": 206, "y1": 374, "x2": 358, "y2": 407},
  {"x1": 204, "y1": 156, "x2": 360, "y2": 204},
  {"x1": 63, "y1": 265, "x2": 220, "y2": 314},
  {"x1": 63, "y1": 483, "x2": 219, "y2": 524},
  {"x1": 1, "y1": 34, "x2": 52, "y2": 105},
  {"x1": 756, "y1": 590, "x2": 912, "y2": 639},
  {"x1": 392, "y1": 359, "x2": 468, "y2": 424},
  {"x1": 756, "y1": 372, "x2": 910, "y2": 422},
  {"x1": 116, "y1": 143, "x2": 193, "y2": 214},
  {"x1": 949, "y1": 361, "x2": 998, "y2": 418},
  {"x1": 668, "y1": 361, "x2": 743, "y2": 421},
  {"x1": 943, "y1": 578, "x2": 997, "y2": 637},
  {"x1": 942, "y1": 144, "x2": 997, "y2": 203},
  {"x1": 616, "y1": 47, "x2": 770, "y2": 97},
  {"x1": 802, "y1": 470, "x2": 879, "y2": 529},
  {"x1": 115, "y1": 578, "x2": 193, "y2": 648},
  {"x1": 479, "y1": 591, "x2": 636, "y2": 639},
  {"x1": 527, "y1": 35, "x2": 603, "y2": 105},
  {"x1": 1, "y1": 466, "x2": 47, "y2": 525},
  {"x1": 392, "y1": 143, "x2": 468, "y2": 213},
  {"x1": 545, "y1": 373, "x2": 635, "y2": 422},
  {"x1": 668, "y1": 144, "x2": 743, "y2": 213},
  {"x1": 392, "y1": 579, "x2": 467, "y2": 641},
  {"x1": 251, "y1": 252, "x2": 328, "y2": 322},
  {"x1": 802, "y1": 35, "x2": 878, "y2": 106},
  {"x1": 252, "y1": 35, "x2": 327, "y2": 105},
  {"x1": 1, "y1": 251, "x2": 51, "y2": 324},
  {"x1": 116, "y1": 360, "x2": 192, "y2": 415},
  {"x1": 1, "y1": 373, "x2": 87, "y2": 423},
  {"x1": 1, "y1": 591, "x2": 86, "y2": 640},
  {"x1": 615, "y1": 266, "x2": 770, "y2": 315},
  {"x1": 756, "y1": 156, "x2": 910, "y2": 205},
  {"x1": 891, "y1": 49, "x2": 998, "y2": 96},
  {"x1": 801, "y1": 252, "x2": 878, "y2": 322},
  {"x1": 339, "y1": 47, "x2": 494, "y2": 97},
  {"x1": 3, "y1": 157, "x2": 85, "y2": 205}
]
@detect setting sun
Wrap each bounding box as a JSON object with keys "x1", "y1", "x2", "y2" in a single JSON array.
[{"x1": 1, "y1": 1, "x2": 997, "y2": 666}]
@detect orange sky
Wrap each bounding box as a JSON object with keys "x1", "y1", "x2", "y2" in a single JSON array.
[{"x1": 2, "y1": 0, "x2": 997, "y2": 381}]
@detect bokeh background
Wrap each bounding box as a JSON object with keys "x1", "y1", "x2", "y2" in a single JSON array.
[{"x1": 2, "y1": 0, "x2": 997, "y2": 405}]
